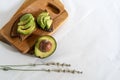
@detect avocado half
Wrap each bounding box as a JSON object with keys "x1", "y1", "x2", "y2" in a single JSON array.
[{"x1": 34, "y1": 35, "x2": 57, "y2": 59}]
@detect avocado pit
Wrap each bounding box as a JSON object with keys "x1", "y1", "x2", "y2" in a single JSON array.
[{"x1": 39, "y1": 40, "x2": 52, "y2": 52}]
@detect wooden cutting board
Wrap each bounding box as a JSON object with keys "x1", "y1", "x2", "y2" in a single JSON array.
[{"x1": 0, "y1": 0, "x2": 68, "y2": 54}]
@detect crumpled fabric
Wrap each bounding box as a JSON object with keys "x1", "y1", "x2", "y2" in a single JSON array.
[{"x1": 0, "y1": 0, "x2": 120, "y2": 80}]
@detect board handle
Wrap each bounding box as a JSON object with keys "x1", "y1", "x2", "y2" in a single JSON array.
[{"x1": 46, "y1": 0, "x2": 64, "y2": 15}]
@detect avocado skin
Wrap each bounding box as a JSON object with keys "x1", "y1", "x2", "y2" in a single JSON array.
[
  {"x1": 34, "y1": 35, "x2": 57, "y2": 59},
  {"x1": 17, "y1": 13, "x2": 36, "y2": 35},
  {"x1": 37, "y1": 12, "x2": 53, "y2": 31}
]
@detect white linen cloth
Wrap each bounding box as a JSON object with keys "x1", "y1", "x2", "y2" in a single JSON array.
[{"x1": 0, "y1": 0, "x2": 120, "y2": 80}]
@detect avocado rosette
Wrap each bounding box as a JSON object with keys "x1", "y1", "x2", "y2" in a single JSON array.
[
  {"x1": 17, "y1": 14, "x2": 36, "y2": 35},
  {"x1": 37, "y1": 12, "x2": 53, "y2": 31}
]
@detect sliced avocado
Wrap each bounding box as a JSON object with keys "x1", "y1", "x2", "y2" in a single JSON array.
[
  {"x1": 22, "y1": 19, "x2": 34, "y2": 30},
  {"x1": 40, "y1": 16, "x2": 46, "y2": 29},
  {"x1": 17, "y1": 22, "x2": 36, "y2": 35},
  {"x1": 18, "y1": 14, "x2": 34, "y2": 26},
  {"x1": 43, "y1": 16, "x2": 50, "y2": 26},
  {"x1": 37, "y1": 12, "x2": 49, "y2": 26},
  {"x1": 34, "y1": 35, "x2": 57, "y2": 59},
  {"x1": 17, "y1": 13, "x2": 36, "y2": 35},
  {"x1": 46, "y1": 19, "x2": 53, "y2": 30},
  {"x1": 37, "y1": 16, "x2": 44, "y2": 29},
  {"x1": 39, "y1": 12, "x2": 49, "y2": 16},
  {"x1": 37, "y1": 11, "x2": 53, "y2": 31},
  {"x1": 20, "y1": 14, "x2": 33, "y2": 22}
]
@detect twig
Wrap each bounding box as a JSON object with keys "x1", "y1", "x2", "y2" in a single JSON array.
[
  {"x1": 0, "y1": 67, "x2": 82, "y2": 74},
  {"x1": 0, "y1": 62, "x2": 71, "y2": 67}
]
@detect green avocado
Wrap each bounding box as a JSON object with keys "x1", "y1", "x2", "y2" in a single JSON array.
[
  {"x1": 43, "y1": 16, "x2": 50, "y2": 26},
  {"x1": 18, "y1": 14, "x2": 34, "y2": 26},
  {"x1": 17, "y1": 22, "x2": 36, "y2": 35},
  {"x1": 46, "y1": 19, "x2": 53, "y2": 29},
  {"x1": 20, "y1": 19, "x2": 34, "y2": 30},
  {"x1": 39, "y1": 12, "x2": 49, "y2": 16},
  {"x1": 37, "y1": 12, "x2": 53, "y2": 31},
  {"x1": 38, "y1": 16, "x2": 46, "y2": 29},
  {"x1": 37, "y1": 12, "x2": 49, "y2": 25},
  {"x1": 17, "y1": 13, "x2": 36, "y2": 35},
  {"x1": 34, "y1": 35, "x2": 57, "y2": 59}
]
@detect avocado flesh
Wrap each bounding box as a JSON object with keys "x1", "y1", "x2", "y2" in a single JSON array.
[
  {"x1": 39, "y1": 16, "x2": 46, "y2": 29},
  {"x1": 20, "y1": 14, "x2": 32, "y2": 21},
  {"x1": 34, "y1": 35, "x2": 57, "y2": 59},
  {"x1": 18, "y1": 14, "x2": 34, "y2": 26},
  {"x1": 17, "y1": 22, "x2": 36, "y2": 35},
  {"x1": 22, "y1": 19, "x2": 34, "y2": 30},
  {"x1": 39, "y1": 12, "x2": 49, "y2": 16},
  {"x1": 17, "y1": 13, "x2": 36, "y2": 35},
  {"x1": 37, "y1": 12, "x2": 53, "y2": 30},
  {"x1": 46, "y1": 19, "x2": 53, "y2": 29},
  {"x1": 43, "y1": 16, "x2": 50, "y2": 27},
  {"x1": 37, "y1": 12, "x2": 49, "y2": 29}
]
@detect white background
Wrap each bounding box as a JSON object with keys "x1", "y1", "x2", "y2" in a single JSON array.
[{"x1": 0, "y1": 0, "x2": 120, "y2": 80}]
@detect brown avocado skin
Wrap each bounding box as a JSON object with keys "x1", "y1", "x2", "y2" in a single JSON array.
[{"x1": 34, "y1": 35, "x2": 57, "y2": 59}]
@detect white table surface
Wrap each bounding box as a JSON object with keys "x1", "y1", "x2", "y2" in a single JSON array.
[{"x1": 0, "y1": 0, "x2": 120, "y2": 80}]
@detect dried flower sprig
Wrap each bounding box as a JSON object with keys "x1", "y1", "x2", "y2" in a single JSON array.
[
  {"x1": 0, "y1": 67, "x2": 82, "y2": 74},
  {"x1": 0, "y1": 62, "x2": 83, "y2": 74},
  {"x1": 45, "y1": 69, "x2": 83, "y2": 74},
  {"x1": 44, "y1": 62, "x2": 71, "y2": 67},
  {"x1": 0, "y1": 62, "x2": 71, "y2": 67}
]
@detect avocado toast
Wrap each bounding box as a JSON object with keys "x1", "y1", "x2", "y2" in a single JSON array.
[{"x1": 0, "y1": 0, "x2": 68, "y2": 58}]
